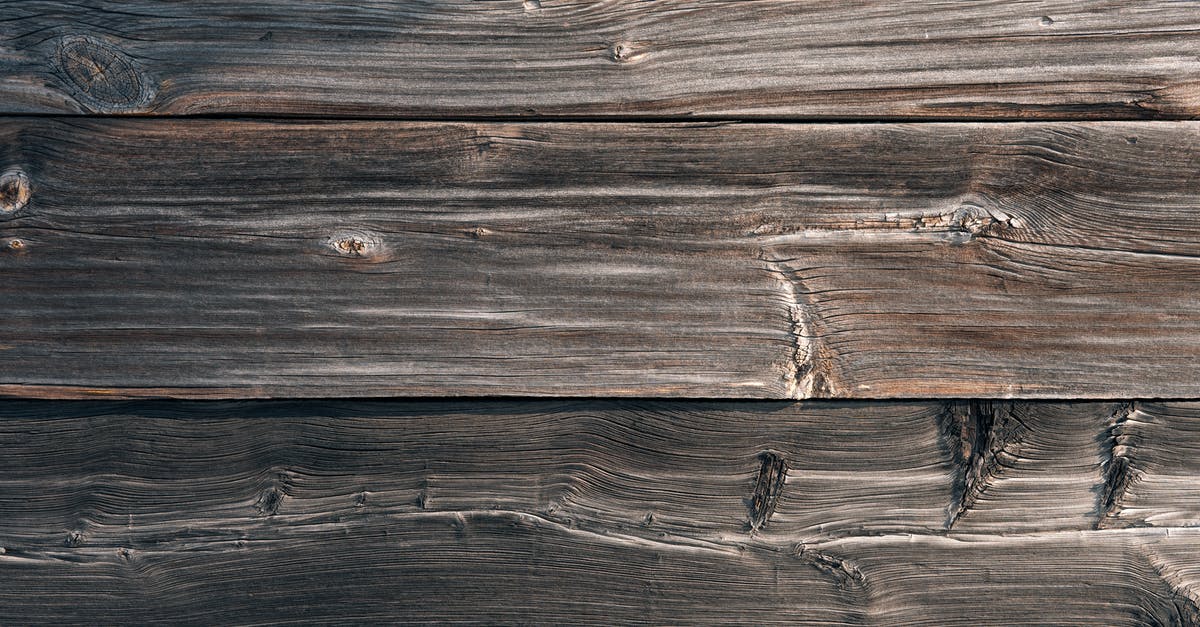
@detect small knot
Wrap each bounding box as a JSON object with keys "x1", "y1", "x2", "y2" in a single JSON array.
[
  {"x1": 466, "y1": 227, "x2": 492, "y2": 239},
  {"x1": 1039, "y1": 16, "x2": 1054, "y2": 26},
  {"x1": 0, "y1": 170, "x2": 30, "y2": 213},
  {"x1": 523, "y1": 0, "x2": 541, "y2": 10},
  {"x1": 6, "y1": 238, "x2": 26, "y2": 252},
  {"x1": 54, "y1": 35, "x2": 157, "y2": 112},
  {"x1": 255, "y1": 487, "x2": 284, "y2": 516},
  {"x1": 608, "y1": 41, "x2": 640, "y2": 63},
  {"x1": 326, "y1": 230, "x2": 382, "y2": 258},
  {"x1": 65, "y1": 531, "x2": 85, "y2": 547}
]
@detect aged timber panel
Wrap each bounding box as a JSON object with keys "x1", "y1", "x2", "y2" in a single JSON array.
[
  {"x1": 3, "y1": 120, "x2": 1200, "y2": 398},
  {"x1": 1, "y1": 1, "x2": 1199, "y2": 118},
  {"x1": 1, "y1": 400, "x2": 1199, "y2": 624}
]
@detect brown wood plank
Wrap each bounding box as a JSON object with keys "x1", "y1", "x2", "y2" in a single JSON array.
[
  {"x1": 4, "y1": 120, "x2": 1200, "y2": 398},
  {"x1": 2, "y1": 1, "x2": 1198, "y2": 118},
  {"x1": 1, "y1": 399, "x2": 1198, "y2": 624}
]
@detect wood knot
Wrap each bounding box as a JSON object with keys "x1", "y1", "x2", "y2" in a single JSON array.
[
  {"x1": 608, "y1": 41, "x2": 641, "y2": 63},
  {"x1": 327, "y1": 230, "x2": 382, "y2": 258},
  {"x1": 6, "y1": 238, "x2": 27, "y2": 253},
  {"x1": 523, "y1": 0, "x2": 541, "y2": 10},
  {"x1": 255, "y1": 487, "x2": 284, "y2": 516},
  {"x1": 0, "y1": 170, "x2": 30, "y2": 213},
  {"x1": 54, "y1": 35, "x2": 157, "y2": 112}
]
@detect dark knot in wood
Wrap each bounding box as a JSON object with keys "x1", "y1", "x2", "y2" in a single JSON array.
[
  {"x1": 54, "y1": 35, "x2": 157, "y2": 113},
  {"x1": 0, "y1": 170, "x2": 30, "y2": 213}
]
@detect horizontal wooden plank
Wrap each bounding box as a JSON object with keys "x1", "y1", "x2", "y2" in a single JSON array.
[
  {"x1": 1, "y1": 399, "x2": 1199, "y2": 624},
  {"x1": 4, "y1": 120, "x2": 1200, "y2": 398},
  {"x1": 0, "y1": 400, "x2": 1180, "y2": 545},
  {"x1": 1, "y1": 1, "x2": 1199, "y2": 118},
  {"x1": 6, "y1": 518, "x2": 1198, "y2": 625}
]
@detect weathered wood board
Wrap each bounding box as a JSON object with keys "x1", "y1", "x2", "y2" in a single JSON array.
[
  {"x1": 1, "y1": 400, "x2": 1198, "y2": 624},
  {"x1": 2, "y1": 1, "x2": 1199, "y2": 118},
  {"x1": 3, "y1": 120, "x2": 1200, "y2": 398}
]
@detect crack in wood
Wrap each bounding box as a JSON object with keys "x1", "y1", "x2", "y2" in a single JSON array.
[
  {"x1": 939, "y1": 401, "x2": 1027, "y2": 529},
  {"x1": 1144, "y1": 550, "x2": 1200, "y2": 627},
  {"x1": 759, "y1": 254, "x2": 832, "y2": 398},
  {"x1": 1097, "y1": 402, "x2": 1139, "y2": 530},
  {"x1": 748, "y1": 451, "x2": 788, "y2": 532}
]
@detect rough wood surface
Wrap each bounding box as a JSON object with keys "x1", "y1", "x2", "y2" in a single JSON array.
[
  {"x1": 2, "y1": 1, "x2": 1199, "y2": 118},
  {"x1": 3, "y1": 119, "x2": 1200, "y2": 398},
  {"x1": 2, "y1": 399, "x2": 1200, "y2": 624}
]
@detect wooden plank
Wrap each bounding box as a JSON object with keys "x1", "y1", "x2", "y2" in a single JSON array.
[
  {"x1": 4, "y1": 120, "x2": 1200, "y2": 398},
  {"x1": 6, "y1": 519, "x2": 1198, "y2": 625},
  {"x1": 0, "y1": 400, "x2": 1131, "y2": 540},
  {"x1": 1, "y1": 399, "x2": 1198, "y2": 624},
  {"x1": 1, "y1": 1, "x2": 1199, "y2": 118}
]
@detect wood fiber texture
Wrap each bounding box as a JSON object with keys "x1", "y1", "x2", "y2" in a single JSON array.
[
  {"x1": 3, "y1": 119, "x2": 1200, "y2": 398},
  {"x1": 2, "y1": 1, "x2": 1199, "y2": 118},
  {"x1": 2, "y1": 400, "x2": 1199, "y2": 625},
  {"x1": 5, "y1": 1, "x2": 1200, "y2": 623}
]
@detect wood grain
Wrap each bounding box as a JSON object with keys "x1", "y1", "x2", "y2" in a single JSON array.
[
  {"x1": 2, "y1": 399, "x2": 1200, "y2": 624},
  {"x1": 3, "y1": 120, "x2": 1200, "y2": 398},
  {"x1": 2, "y1": 1, "x2": 1199, "y2": 118}
]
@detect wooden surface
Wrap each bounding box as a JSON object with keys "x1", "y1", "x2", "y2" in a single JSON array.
[
  {"x1": 3, "y1": 119, "x2": 1200, "y2": 398},
  {"x1": 5, "y1": 2, "x2": 1200, "y2": 623},
  {"x1": 2, "y1": 1, "x2": 1199, "y2": 118},
  {"x1": 3, "y1": 399, "x2": 1200, "y2": 624}
]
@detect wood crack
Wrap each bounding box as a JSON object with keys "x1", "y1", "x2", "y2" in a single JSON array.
[
  {"x1": 1097, "y1": 402, "x2": 1139, "y2": 530},
  {"x1": 939, "y1": 401, "x2": 1027, "y2": 529},
  {"x1": 1144, "y1": 550, "x2": 1200, "y2": 627},
  {"x1": 747, "y1": 450, "x2": 788, "y2": 532},
  {"x1": 759, "y1": 253, "x2": 832, "y2": 398}
]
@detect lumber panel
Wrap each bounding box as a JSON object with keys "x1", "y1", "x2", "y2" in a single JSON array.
[
  {"x1": 5, "y1": 520, "x2": 1199, "y2": 625},
  {"x1": 0, "y1": 400, "x2": 1153, "y2": 547},
  {"x1": 4, "y1": 120, "x2": 1200, "y2": 398},
  {"x1": 2, "y1": 1, "x2": 1198, "y2": 118},
  {"x1": 1, "y1": 399, "x2": 1199, "y2": 624}
]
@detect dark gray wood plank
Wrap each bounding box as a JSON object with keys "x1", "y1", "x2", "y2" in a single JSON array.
[
  {"x1": 6, "y1": 517, "x2": 1198, "y2": 625},
  {"x1": 4, "y1": 120, "x2": 1200, "y2": 398},
  {"x1": 1, "y1": 399, "x2": 1198, "y2": 625},
  {"x1": 0, "y1": 400, "x2": 1131, "y2": 541},
  {"x1": 2, "y1": 1, "x2": 1199, "y2": 118}
]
